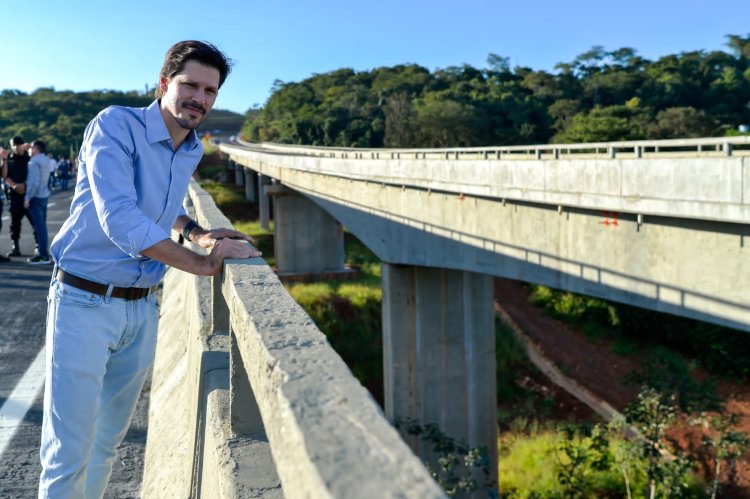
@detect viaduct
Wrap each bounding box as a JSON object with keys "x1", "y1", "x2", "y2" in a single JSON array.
[{"x1": 141, "y1": 136, "x2": 750, "y2": 498}]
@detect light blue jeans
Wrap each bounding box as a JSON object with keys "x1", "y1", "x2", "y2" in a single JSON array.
[{"x1": 39, "y1": 278, "x2": 159, "y2": 498}]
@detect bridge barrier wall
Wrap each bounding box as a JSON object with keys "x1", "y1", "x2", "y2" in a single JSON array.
[
  {"x1": 142, "y1": 180, "x2": 445, "y2": 498},
  {"x1": 222, "y1": 141, "x2": 750, "y2": 332}
]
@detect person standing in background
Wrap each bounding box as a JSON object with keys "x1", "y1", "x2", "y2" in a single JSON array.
[
  {"x1": 2, "y1": 136, "x2": 36, "y2": 257},
  {"x1": 47, "y1": 153, "x2": 58, "y2": 191},
  {"x1": 0, "y1": 147, "x2": 8, "y2": 262},
  {"x1": 24, "y1": 140, "x2": 51, "y2": 264},
  {"x1": 59, "y1": 156, "x2": 70, "y2": 190}
]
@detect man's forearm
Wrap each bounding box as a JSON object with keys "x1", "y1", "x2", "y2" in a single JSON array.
[{"x1": 141, "y1": 238, "x2": 218, "y2": 276}]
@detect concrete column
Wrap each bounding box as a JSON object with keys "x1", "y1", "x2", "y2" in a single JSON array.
[
  {"x1": 258, "y1": 174, "x2": 270, "y2": 230},
  {"x1": 234, "y1": 162, "x2": 244, "y2": 186},
  {"x1": 382, "y1": 264, "x2": 497, "y2": 487},
  {"x1": 268, "y1": 185, "x2": 344, "y2": 273},
  {"x1": 244, "y1": 170, "x2": 257, "y2": 202}
]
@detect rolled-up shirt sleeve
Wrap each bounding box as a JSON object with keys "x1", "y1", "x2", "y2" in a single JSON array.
[{"x1": 84, "y1": 111, "x2": 170, "y2": 258}]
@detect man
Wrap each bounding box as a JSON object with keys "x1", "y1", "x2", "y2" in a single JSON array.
[
  {"x1": 24, "y1": 140, "x2": 51, "y2": 264},
  {"x1": 39, "y1": 40, "x2": 261, "y2": 498},
  {"x1": 2, "y1": 136, "x2": 35, "y2": 257},
  {"x1": 58, "y1": 155, "x2": 70, "y2": 190}
]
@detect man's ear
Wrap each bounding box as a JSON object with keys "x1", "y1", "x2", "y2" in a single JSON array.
[{"x1": 159, "y1": 76, "x2": 169, "y2": 94}]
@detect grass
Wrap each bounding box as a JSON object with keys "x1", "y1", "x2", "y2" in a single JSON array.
[{"x1": 499, "y1": 426, "x2": 707, "y2": 498}]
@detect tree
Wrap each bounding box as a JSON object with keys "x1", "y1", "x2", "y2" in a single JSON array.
[{"x1": 383, "y1": 92, "x2": 416, "y2": 147}]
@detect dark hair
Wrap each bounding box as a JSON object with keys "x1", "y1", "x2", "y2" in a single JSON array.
[
  {"x1": 11, "y1": 136, "x2": 24, "y2": 146},
  {"x1": 31, "y1": 140, "x2": 46, "y2": 153},
  {"x1": 155, "y1": 40, "x2": 232, "y2": 99}
]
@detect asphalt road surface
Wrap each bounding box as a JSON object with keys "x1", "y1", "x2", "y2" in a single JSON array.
[{"x1": 0, "y1": 183, "x2": 148, "y2": 499}]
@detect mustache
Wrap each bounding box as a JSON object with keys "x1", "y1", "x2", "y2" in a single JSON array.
[{"x1": 182, "y1": 101, "x2": 207, "y2": 114}]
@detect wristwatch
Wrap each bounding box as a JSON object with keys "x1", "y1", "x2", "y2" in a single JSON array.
[{"x1": 182, "y1": 220, "x2": 202, "y2": 241}]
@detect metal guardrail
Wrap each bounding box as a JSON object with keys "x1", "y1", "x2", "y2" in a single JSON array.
[{"x1": 235, "y1": 135, "x2": 750, "y2": 160}]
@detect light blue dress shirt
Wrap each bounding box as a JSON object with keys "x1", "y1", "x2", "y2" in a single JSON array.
[
  {"x1": 25, "y1": 153, "x2": 51, "y2": 202},
  {"x1": 50, "y1": 100, "x2": 203, "y2": 287}
]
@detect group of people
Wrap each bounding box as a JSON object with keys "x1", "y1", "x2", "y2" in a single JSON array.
[
  {"x1": 47, "y1": 155, "x2": 74, "y2": 191},
  {"x1": 0, "y1": 136, "x2": 53, "y2": 264}
]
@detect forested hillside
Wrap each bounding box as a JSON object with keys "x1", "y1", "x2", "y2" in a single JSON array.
[
  {"x1": 0, "y1": 89, "x2": 243, "y2": 157},
  {"x1": 243, "y1": 34, "x2": 750, "y2": 147}
]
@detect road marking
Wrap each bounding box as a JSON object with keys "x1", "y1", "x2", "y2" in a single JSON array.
[
  {"x1": 47, "y1": 202, "x2": 56, "y2": 207},
  {"x1": 0, "y1": 347, "x2": 46, "y2": 458}
]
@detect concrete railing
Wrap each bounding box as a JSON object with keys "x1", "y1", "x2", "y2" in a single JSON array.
[
  {"x1": 226, "y1": 137, "x2": 750, "y2": 226},
  {"x1": 142, "y1": 180, "x2": 444, "y2": 498},
  {"x1": 237, "y1": 135, "x2": 750, "y2": 160}
]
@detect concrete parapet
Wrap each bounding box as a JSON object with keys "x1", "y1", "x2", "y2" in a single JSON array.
[
  {"x1": 224, "y1": 145, "x2": 750, "y2": 332},
  {"x1": 221, "y1": 259, "x2": 444, "y2": 498},
  {"x1": 143, "y1": 180, "x2": 443, "y2": 498},
  {"x1": 142, "y1": 267, "x2": 204, "y2": 498},
  {"x1": 224, "y1": 143, "x2": 750, "y2": 225}
]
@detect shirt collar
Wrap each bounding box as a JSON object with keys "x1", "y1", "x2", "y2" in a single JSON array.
[{"x1": 145, "y1": 100, "x2": 200, "y2": 151}]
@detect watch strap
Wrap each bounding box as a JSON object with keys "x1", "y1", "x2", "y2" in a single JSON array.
[{"x1": 182, "y1": 220, "x2": 201, "y2": 241}]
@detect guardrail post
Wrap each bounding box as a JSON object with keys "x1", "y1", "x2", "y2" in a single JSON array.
[
  {"x1": 724, "y1": 142, "x2": 733, "y2": 157},
  {"x1": 554, "y1": 149, "x2": 560, "y2": 160},
  {"x1": 634, "y1": 146, "x2": 642, "y2": 158}
]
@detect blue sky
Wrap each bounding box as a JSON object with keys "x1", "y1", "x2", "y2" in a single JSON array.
[{"x1": 2, "y1": 0, "x2": 749, "y2": 114}]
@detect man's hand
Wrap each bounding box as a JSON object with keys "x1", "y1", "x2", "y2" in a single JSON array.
[
  {"x1": 23, "y1": 199, "x2": 29, "y2": 209},
  {"x1": 14, "y1": 183, "x2": 25, "y2": 195},
  {"x1": 205, "y1": 238, "x2": 263, "y2": 274},
  {"x1": 192, "y1": 227, "x2": 255, "y2": 249},
  {"x1": 0, "y1": 148, "x2": 7, "y2": 160},
  {"x1": 142, "y1": 236, "x2": 262, "y2": 277}
]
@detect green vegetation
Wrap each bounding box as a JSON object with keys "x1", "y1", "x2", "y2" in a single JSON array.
[
  {"x1": 243, "y1": 34, "x2": 750, "y2": 147},
  {"x1": 286, "y1": 278, "x2": 383, "y2": 396},
  {"x1": 0, "y1": 88, "x2": 243, "y2": 158},
  {"x1": 396, "y1": 419, "x2": 494, "y2": 497},
  {"x1": 529, "y1": 283, "x2": 750, "y2": 383},
  {"x1": 500, "y1": 411, "x2": 709, "y2": 497}
]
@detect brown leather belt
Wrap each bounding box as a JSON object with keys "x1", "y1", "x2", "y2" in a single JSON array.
[{"x1": 56, "y1": 269, "x2": 157, "y2": 301}]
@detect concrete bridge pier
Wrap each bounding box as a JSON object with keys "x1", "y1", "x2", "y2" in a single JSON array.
[
  {"x1": 234, "y1": 161, "x2": 244, "y2": 186},
  {"x1": 258, "y1": 174, "x2": 271, "y2": 230},
  {"x1": 267, "y1": 184, "x2": 345, "y2": 274},
  {"x1": 244, "y1": 170, "x2": 257, "y2": 202},
  {"x1": 381, "y1": 264, "x2": 497, "y2": 488}
]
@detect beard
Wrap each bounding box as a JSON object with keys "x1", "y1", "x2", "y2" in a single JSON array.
[{"x1": 174, "y1": 101, "x2": 208, "y2": 130}]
